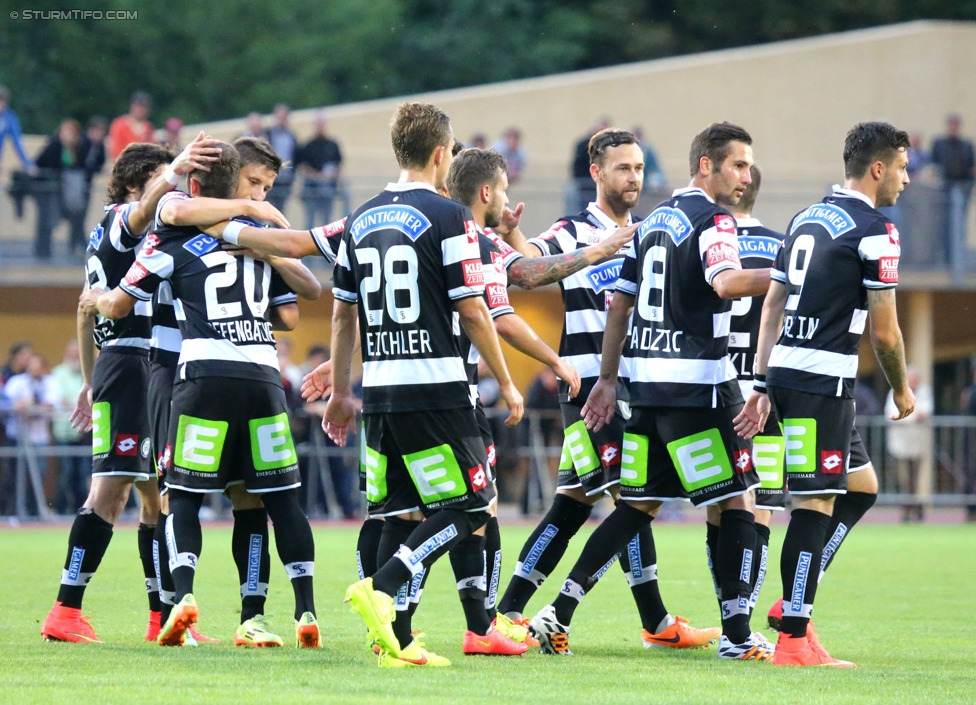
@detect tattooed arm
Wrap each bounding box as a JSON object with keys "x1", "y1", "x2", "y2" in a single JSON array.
[
  {"x1": 867, "y1": 287, "x2": 914, "y2": 420},
  {"x1": 507, "y1": 222, "x2": 638, "y2": 290}
]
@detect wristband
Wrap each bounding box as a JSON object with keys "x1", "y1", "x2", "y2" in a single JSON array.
[
  {"x1": 163, "y1": 166, "x2": 180, "y2": 186},
  {"x1": 752, "y1": 374, "x2": 767, "y2": 394},
  {"x1": 222, "y1": 221, "x2": 246, "y2": 245}
]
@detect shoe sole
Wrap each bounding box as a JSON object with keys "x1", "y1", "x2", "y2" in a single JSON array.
[
  {"x1": 158, "y1": 604, "x2": 198, "y2": 647},
  {"x1": 345, "y1": 583, "x2": 399, "y2": 658},
  {"x1": 42, "y1": 631, "x2": 101, "y2": 643},
  {"x1": 234, "y1": 637, "x2": 282, "y2": 647}
]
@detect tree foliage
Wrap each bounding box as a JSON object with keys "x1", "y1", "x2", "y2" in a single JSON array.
[{"x1": 0, "y1": 0, "x2": 973, "y2": 134}]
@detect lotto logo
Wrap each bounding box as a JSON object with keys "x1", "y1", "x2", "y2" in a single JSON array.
[
  {"x1": 124, "y1": 262, "x2": 149, "y2": 287},
  {"x1": 486, "y1": 443, "x2": 496, "y2": 468},
  {"x1": 468, "y1": 464, "x2": 488, "y2": 491},
  {"x1": 487, "y1": 283, "x2": 509, "y2": 308},
  {"x1": 886, "y1": 222, "x2": 900, "y2": 245},
  {"x1": 821, "y1": 451, "x2": 844, "y2": 474},
  {"x1": 465, "y1": 219, "x2": 479, "y2": 243},
  {"x1": 706, "y1": 242, "x2": 740, "y2": 268},
  {"x1": 116, "y1": 434, "x2": 139, "y2": 456},
  {"x1": 879, "y1": 256, "x2": 899, "y2": 283},
  {"x1": 733, "y1": 449, "x2": 753, "y2": 474},
  {"x1": 462, "y1": 260, "x2": 484, "y2": 287},
  {"x1": 599, "y1": 443, "x2": 621, "y2": 468},
  {"x1": 713, "y1": 214, "x2": 736, "y2": 234},
  {"x1": 142, "y1": 233, "x2": 160, "y2": 255}
]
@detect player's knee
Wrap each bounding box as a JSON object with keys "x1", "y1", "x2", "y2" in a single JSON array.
[{"x1": 848, "y1": 464, "x2": 879, "y2": 494}]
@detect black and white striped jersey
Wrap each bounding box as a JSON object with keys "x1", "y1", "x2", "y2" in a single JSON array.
[
  {"x1": 616, "y1": 187, "x2": 742, "y2": 408},
  {"x1": 528, "y1": 204, "x2": 633, "y2": 401},
  {"x1": 120, "y1": 223, "x2": 292, "y2": 387},
  {"x1": 767, "y1": 187, "x2": 900, "y2": 398},
  {"x1": 332, "y1": 182, "x2": 484, "y2": 413},
  {"x1": 85, "y1": 202, "x2": 152, "y2": 352},
  {"x1": 730, "y1": 217, "x2": 783, "y2": 398},
  {"x1": 457, "y1": 230, "x2": 517, "y2": 405},
  {"x1": 309, "y1": 217, "x2": 346, "y2": 263}
]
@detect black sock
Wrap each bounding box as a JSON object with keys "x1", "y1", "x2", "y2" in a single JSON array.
[
  {"x1": 717, "y1": 509, "x2": 757, "y2": 643},
  {"x1": 483, "y1": 517, "x2": 501, "y2": 620},
  {"x1": 232, "y1": 507, "x2": 270, "y2": 622},
  {"x1": 56, "y1": 509, "x2": 114, "y2": 609},
  {"x1": 552, "y1": 502, "x2": 650, "y2": 626},
  {"x1": 498, "y1": 494, "x2": 592, "y2": 617},
  {"x1": 137, "y1": 522, "x2": 162, "y2": 613},
  {"x1": 780, "y1": 508, "x2": 830, "y2": 638},
  {"x1": 749, "y1": 523, "x2": 771, "y2": 613},
  {"x1": 262, "y1": 490, "x2": 315, "y2": 620},
  {"x1": 154, "y1": 513, "x2": 174, "y2": 622},
  {"x1": 166, "y1": 490, "x2": 204, "y2": 601},
  {"x1": 450, "y1": 534, "x2": 490, "y2": 635},
  {"x1": 619, "y1": 522, "x2": 668, "y2": 632},
  {"x1": 373, "y1": 509, "x2": 483, "y2": 596},
  {"x1": 820, "y1": 491, "x2": 876, "y2": 580},
  {"x1": 705, "y1": 521, "x2": 721, "y2": 606},
  {"x1": 356, "y1": 518, "x2": 385, "y2": 579}
]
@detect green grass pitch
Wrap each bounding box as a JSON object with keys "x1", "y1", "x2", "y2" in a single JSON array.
[{"x1": 1, "y1": 520, "x2": 974, "y2": 704}]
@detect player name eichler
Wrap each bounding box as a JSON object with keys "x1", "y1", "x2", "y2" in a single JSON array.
[{"x1": 364, "y1": 328, "x2": 433, "y2": 356}]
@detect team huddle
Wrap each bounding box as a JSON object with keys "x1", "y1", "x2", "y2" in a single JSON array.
[{"x1": 40, "y1": 101, "x2": 914, "y2": 669}]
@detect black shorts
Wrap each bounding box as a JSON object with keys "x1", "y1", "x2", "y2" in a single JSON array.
[
  {"x1": 620, "y1": 403, "x2": 759, "y2": 507},
  {"x1": 148, "y1": 362, "x2": 177, "y2": 485},
  {"x1": 165, "y1": 377, "x2": 301, "y2": 494},
  {"x1": 754, "y1": 405, "x2": 786, "y2": 511},
  {"x1": 91, "y1": 349, "x2": 152, "y2": 479},
  {"x1": 555, "y1": 401, "x2": 623, "y2": 496},
  {"x1": 768, "y1": 387, "x2": 855, "y2": 495},
  {"x1": 361, "y1": 408, "x2": 495, "y2": 518},
  {"x1": 474, "y1": 404, "x2": 497, "y2": 485},
  {"x1": 848, "y1": 427, "x2": 871, "y2": 473}
]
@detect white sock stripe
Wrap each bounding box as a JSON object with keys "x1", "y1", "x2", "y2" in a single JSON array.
[
  {"x1": 60, "y1": 569, "x2": 94, "y2": 587},
  {"x1": 559, "y1": 578, "x2": 586, "y2": 602},
  {"x1": 721, "y1": 596, "x2": 751, "y2": 618},
  {"x1": 284, "y1": 561, "x2": 314, "y2": 580},
  {"x1": 160, "y1": 589, "x2": 177, "y2": 606},
  {"x1": 240, "y1": 581, "x2": 270, "y2": 598},
  {"x1": 171, "y1": 551, "x2": 198, "y2": 571},
  {"x1": 513, "y1": 561, "x2": 547, "y2": 587},
  {"x1": 456, "y1": 575, "x2": 488, "y2": 592},
  {"x1": 394, "y1": 545, "x2": 424, "y2": 577},
  {"x1": 145, "y1": 577, "x2": 160, "y2": 592}
]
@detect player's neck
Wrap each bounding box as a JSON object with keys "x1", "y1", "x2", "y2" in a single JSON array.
[
  {"x1": 593, "y1": 198, "x2": 629, "y2": 228},
  {"x1": 841, "y1": 179, "x2": 877, "y2": 208},
  {"x1": 398, "y1": 167, "x2": 436, "y2": 188}
]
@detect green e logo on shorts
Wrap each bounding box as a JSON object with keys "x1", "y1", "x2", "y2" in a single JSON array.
[
  {"x1": 175, "y1": 415, "x2": 228, "y2": 473},
  {"x1": 561, "y1": 421, "x2": 600, "y2": 478},
  {"x1": 667, "y1": 428, "x2": 733, "y2": 493},
  {"x1": 752, "y1": 434, "x2": 786, "y2": 489},
  {"x1": 403, "y1": 444, "x2": 467, "y2": 505},
  {"x1": 620, "y1": 433, "x2": 649, "y2": 487},
  {"x1": 91, "y1": 401, "x2": 110, "y2": 456},
  {"x1": 782, "y1": 418, "x2": 816, "y2": 474},
  {"x1": 249, "y1": 412, "x2": 297, "y2": 471},
  {"x1": 362, "y1": 440, "x2": 388, "y2": 504}
]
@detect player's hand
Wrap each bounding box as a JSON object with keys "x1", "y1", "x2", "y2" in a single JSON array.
[
  {"x1": 78, "y1": 287, "x2": 105, "y2": 317},
  {"x1": 247, "y1": 201, "x2": 290, "y2": 229},
  {"x1": 70, "y1": 383, "x2": 94, "y2": 432},
  {"x1": 596, "y1": 222, "x2": 638, "y2": 259},
  {"x1": 498, "y1": 380, "x2": 524, "y2": 427},
  {"x1": 221, "y1": 243, "x2": 264, "y2": 260},
  {"x1": 323, "y1": 392, "x2": 357, "y2": 446},
  {"x1": 171, "y1": 131, "x2": 222, "y2": 175},
  {"x1": 493, "y1": 202, "x2": 525, "y2": 236},
  {"x1": 301, "y1": 360, "x2": 333, "y2": 402},
  {"x1": 890, "y1": 386, "x2": 917, "y2": 421},
  {"x1": 733, "y1": 391, "x2": 769, "y2": 439},
  {"x1": 552, "y1": 358, "x2": 581, "y2": 399},
  {"x1": 581, "y1": 378, "x2": 616, "y2": 432}
]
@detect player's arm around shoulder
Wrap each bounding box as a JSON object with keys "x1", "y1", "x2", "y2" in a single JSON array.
[{"x1": 867, "y1": 287, "x2": 914, "y2": 419}]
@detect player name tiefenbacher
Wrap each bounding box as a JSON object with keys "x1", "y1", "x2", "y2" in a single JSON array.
[
  {"x1": 209, "y1": 318, "x2": 276, "y2": 345},
  {"x1": 364, "y1": 328, "x2": 433, "y2": 357}
]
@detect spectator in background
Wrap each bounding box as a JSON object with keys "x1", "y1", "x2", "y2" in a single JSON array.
[
  {"x1": 33, "y1": 118, "x2": 89, "y2": 258},
  {"x1": 265, "y1": 103, "x2": 298, "y2": 213},
  {"x1": 470, "y1": 133, "x2": 487, "y2": 149},
  {"x1": 525, "y1": 366, "x2": 561, "y2": 448},
  {"x1": 0, "y1": 84, "x2": 34, "y2": 173},
  {"x1": 299, "y1": 345, "x2": 330, "y2": 378},
  {"x1": 885, "y1": 366, "x2": 934, "y2": 523},
  {"x1": 959, "y1": 366, "x2": 976, "y2": 522},
  {"x1": 276, "y1": 336, "x2": 303, "y2": 396},
  {"x1": 631, "y1": 126, "x2": 668, "y2": 191},
  {"x1": 571, "y1": 117, "x2": 611, "y2": 212},
  {"x1": 159, "y1": 117, "x2": 183, "y2": 153},
  {"x1": 50, "y1": 340, "x2": 90, "y2": 514},
  {"x1": 2, "y1": 340, "x2": 34, "y2": 384},
  {"x1": 492, "y1": 127, "x2": 527, "y2": 185},
  {"x1": 930, "y1": 114, "x2": 975, "y2": 280},
  {"x1": 108, "y1": 90, "x2": 153, "y2": 160},
  {"x1": 240, "y1": 111, "x2": 265, "y2": 139},
  {"x1": 297, "y1": 111, "x2": 343, "y2": 228},
  {"x1": 907, "y1": 131, "x2": 928, "y2": 176}
]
